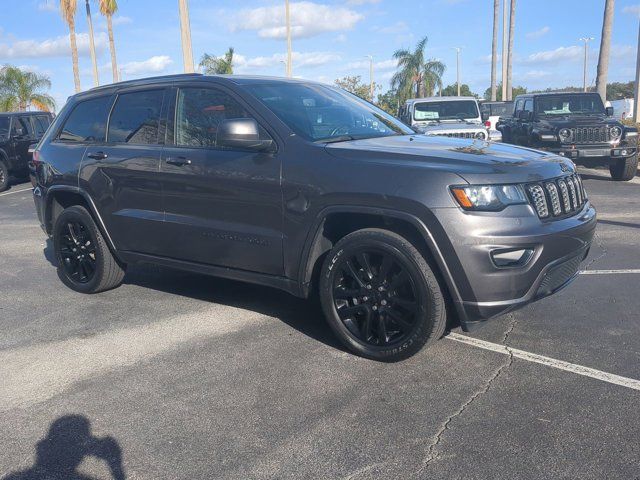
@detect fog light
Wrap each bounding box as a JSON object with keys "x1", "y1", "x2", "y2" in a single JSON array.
[
  {"x1": 491, "y1": 248, "x2": 534, "y2": 268},
  {"x1": 621, "y1": 149, "x2": 628, "y2": 156}
]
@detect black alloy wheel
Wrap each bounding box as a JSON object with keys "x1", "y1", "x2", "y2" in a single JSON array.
[
  {"x1": 319, "y1": 228, "x2": 446, "y2": 361},
  {"x1": 57, "y1": 221, "x2": 97, "y2": 284},
  {"x1": 332, "y1": 249, "x2": 420, "y2": 346}
]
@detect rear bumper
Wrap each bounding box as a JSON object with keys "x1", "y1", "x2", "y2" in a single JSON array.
[
  {"x1": 431, "y1": 203, "x2": 597, "y2": 330},
  {"x1": 32, "y1": 185, "x2": 47, "y2": 234}
]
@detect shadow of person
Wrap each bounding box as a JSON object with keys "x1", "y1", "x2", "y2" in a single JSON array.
[{"x1": 3, "y1": 415, "x2": 125, "y2": 480}]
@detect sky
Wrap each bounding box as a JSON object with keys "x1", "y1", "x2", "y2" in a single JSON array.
[{"x1": 1, "y1": 0, "x2": 639, "y2": 111}]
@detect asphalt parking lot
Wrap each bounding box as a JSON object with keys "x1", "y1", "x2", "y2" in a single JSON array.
[{"x1": 1, "y1": 167, "x2": 639, "y2": 480}]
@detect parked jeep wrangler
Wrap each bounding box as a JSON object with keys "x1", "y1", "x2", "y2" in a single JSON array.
[
  {"x1": 498, "y1": 92, "x2": 638, "y2": 180},
  {"x1": 0, "y1": 112, "x2": 54, "y2": 191},
  {"x1": 33, "y1": 74, "x2": 596, "y2": 361}
]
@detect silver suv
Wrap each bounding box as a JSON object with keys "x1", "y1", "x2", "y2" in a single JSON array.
[{"x1": 399, "y1": 96, "x2": 491, "y2": 140}]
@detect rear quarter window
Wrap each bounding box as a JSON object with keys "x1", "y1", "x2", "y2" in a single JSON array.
[{"x1": 57, "y1": 96, "x2": 112, "y2": 143}]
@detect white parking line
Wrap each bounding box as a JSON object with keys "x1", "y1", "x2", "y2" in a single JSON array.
[
  {"x1": 446, "y1": 332, "x2": 640, "y2": 392},
  {"x1": 579, "y1": 269, "x2": 640, "y2": 275},
  {"x1": 0, "y1": 187, "x2": 32, "y2": 197}
]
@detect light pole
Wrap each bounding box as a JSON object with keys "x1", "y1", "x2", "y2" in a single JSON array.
[
  {"x1": 178, "y1": 0, "x2": 194, "y2": 73},
  {"x1": 634, "y1": 19, "x2": 640, "y2": 123},
  {"x1": 285, "y1": 0, "x2": 292, "y2": 77},
  {"x1": 85, "y1": 0, "x2": 99, "y2": 87},
  {"x1": 452, "y1": 47, "x2": 461, "y2": 96},
  {"x1": 579, "y1": 37, "x2": 594, "y2": 92},
  {"x1": 501, "y1": 0, "x2": 508, "y2": 101},
  {"x1": 365, "y1": 55, "x2": 374, "y2": 102}
]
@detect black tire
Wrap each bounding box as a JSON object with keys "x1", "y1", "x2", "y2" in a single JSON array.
[
  {"x1": 53, "y1": 205, "x2": 126, "y2": 293},
  {"x1": 319, "y1": 228, "x2": 446, "y2": 362},
  {"x1": 609, "y1": 153, "x2": 638, "y2": 181},
  {"x1": 0, "y1": 160, "x2": 8, "y2": 192}
]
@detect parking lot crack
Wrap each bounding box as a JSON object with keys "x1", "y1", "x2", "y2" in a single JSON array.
[
  {"x1": 416, "y1": 316, "x2": 517, "y2": 476},
  {"x1": 583, "y1": 230, "x2": 608, "y2": 271}
]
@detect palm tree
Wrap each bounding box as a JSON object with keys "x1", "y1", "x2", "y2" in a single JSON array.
[
  {"x1": 178, "y1": 0, "x2": 194, "y2": 73},
  {"x1": 99, "y1": 0, "x2": 119, "y2": 82},
  {"x1": 506, "y1": 0, "x2": 516, "y2": 100},
  {"x1": 0, "y1": 66, "x2": 56, "y2": 112},
  {"x1": 200, "y1": 48, "x2": 235, "y2": 75},
  {"x1": 391, "y1": 36, "x2": 446, "y2": 102},
  {"x1": 490, "y1": 0, "x2": 499, "y2": 101},
  {"x1": 596, "y1": 0, "x2": 615, "y2": 102},
  {"x1": 60, "y1": 0, "x2": 81, "y2": 92}
]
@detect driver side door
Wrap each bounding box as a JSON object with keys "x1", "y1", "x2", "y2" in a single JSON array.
[{"x1": 158, "y1": 85, "x2": 284, "y2": 275}]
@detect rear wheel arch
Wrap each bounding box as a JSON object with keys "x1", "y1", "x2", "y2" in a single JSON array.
[
  {"x1": 45, "y1": 187, "x2": 119, "y2": 258},
  {"x1": 300, "y1": 207, "x2": 463, "y2": 316}
]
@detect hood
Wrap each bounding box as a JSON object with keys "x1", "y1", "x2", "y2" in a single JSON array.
[
  {"x1": 325, "y1": 134, "x2": 575, "y2": 185},
  {"x1": 537, "y1": 114, "x2": 620, "y2": 129}
]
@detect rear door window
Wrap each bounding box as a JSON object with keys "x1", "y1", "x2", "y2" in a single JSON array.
[
  {"x1": 12, "y1": 116, "x2": 33, "y2": 137},
  {"x1": 108, "y1": 89, "x2": 164, "y2": 144},
  {"x1": 57, "y1": 96, "x2": 112, "y2": 143}
]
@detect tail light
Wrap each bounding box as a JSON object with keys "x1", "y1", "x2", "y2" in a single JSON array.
[{"x1": 484, "y1": 120, "x2": 491, "y2": 128}]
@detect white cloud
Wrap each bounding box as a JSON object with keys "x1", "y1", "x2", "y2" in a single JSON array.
[
  {"x1": 112, "y1": 15, "x2": 133, "y2": 26},
  {"x1": 234, "y1": 51, "x2": 341, "y2": 71},
  {"x1": 526, "y1": 26, "x2": 550, "y2": 39},
  {"x1": 230, "y1": 1, "x2": 363, "y2": 39},
  {"x1": 524, "y1": 45, "x2": 582, "y2": 64},
  {"x1": 38, "y1": 1, "x2": 56, "y2": 12},
  {"x1": 346, "y1": 0, "x2": 381, "y2": 5},
  {"x1": 121, "y1": 55, "x2": 173, "y2": 76},
  {"x1": 522, "y1": 69, "x2": 551, "y2": 79},
  {"x1": 375, "y1": 21, "x2": 409, "y2": 35},
  {"x1": 622, "y1": 4, "x2": 640, "y2": 16},
  {"x1": 0, "y1": 32, "x2": 107, "y2": 59},
  {"x1": 334, "y1": 33, "x2": 348, "y2": 43},
  {"x1": 346, "y1": 58, "x2": 398, "y2": 70}
]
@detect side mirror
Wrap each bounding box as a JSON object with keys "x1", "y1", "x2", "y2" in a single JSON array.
[
  {"x1": 217, "y1": 118, "x2": 274, "y2": 152},
  {"x1": 605, "y1": 106, "x2": 614, "y2": 117},
  {"x1": 480, "y1": 111, "x2": 490, "y2": 122},
  {"x1": 518, "y1": 110, "x2": 532, "y2": 121}
]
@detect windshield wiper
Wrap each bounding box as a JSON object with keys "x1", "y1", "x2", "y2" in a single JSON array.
[{"x1": 314, "y1": 135, "x2": 356, "y2": 144}]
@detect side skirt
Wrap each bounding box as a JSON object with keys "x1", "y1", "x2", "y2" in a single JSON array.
[{"x1": 118, "y1": 251, "x2": 304, "y2": 298}]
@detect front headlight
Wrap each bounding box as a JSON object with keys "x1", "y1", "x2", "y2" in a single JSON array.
[
  {"x1": 610, "y1": 126, "x2": 622, "y2": 139},
  {"x1": 450, "y1": 184, "x2": 527, "y2": 211},
  {"x1": 558, "y1": 128, "x2": 572, "y2": 143}
]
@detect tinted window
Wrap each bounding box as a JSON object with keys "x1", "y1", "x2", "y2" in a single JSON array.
[
  {"x1": 32, "y1": 116, "x2": 50, "y2": 137},
  {"x1": 535, "y1": 94, "x2": 605, "y2": 115},
  {"x1": 0, "y1": 117, "x2": 9, "y2": 137},
  {"x1": 514, "y1": 99, "x2": 524, "y2": 113},
  {"x1": 175, "y1": 87, "x2": 256, "y2": 148},
  {"x1": 524, "y1": 99, "x2": 533, "y2": 113},
  {"x1": 58, "y1": 97, "x2": 112, "y2": 143},
  {"x1": 108, "y1": 90, "x2": 164, "y2": 144},
  {"x1": 12, "y1": 116, "x2": 33, "y2": 137}
]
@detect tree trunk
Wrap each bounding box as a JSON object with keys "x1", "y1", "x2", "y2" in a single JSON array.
[
  {"x1": 490, "y1": 0, "x2": 499, "y2": 101},
  {"x1": 596, "y1": 0, "x2": 615, "y2": 102},
  {"x1": 506, "y1": 0, "x2": 516, "y2": 101},
  {"x1": 69, "y1": 21, "x2": 81, "y2": 93},
  {"x1": 107, "y1": 14, "x2": 119, "y2": 83}
]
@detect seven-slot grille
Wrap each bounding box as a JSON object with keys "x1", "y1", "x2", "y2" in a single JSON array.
[
  {"x1": 570, "y1": 126, "x2": 611, "y2": 144},
  {"x1": 526, "y1": 174, "x2": 587, "y2": 219},
  {"x1": 432, "y1": 132, "x2": 476, "y2": 139}
]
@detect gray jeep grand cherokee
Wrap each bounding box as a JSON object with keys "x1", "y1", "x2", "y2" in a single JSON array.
[{"x1": 32, "y1": 74, "x2": 596, "y2": 361}]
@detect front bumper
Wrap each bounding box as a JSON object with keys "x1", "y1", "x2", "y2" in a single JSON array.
[
  {"x1": 432, "y1": 202, "x2": 597, "y2": 330},
  {"x1": 543, "y1": 145, "x2": 636, "y2": 161}
]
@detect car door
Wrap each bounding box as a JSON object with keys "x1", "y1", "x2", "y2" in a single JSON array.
[
  {"x1": 11, "y1": 115, "x2": 35, "y2": 170},
  {"x1": 520, "y1": 99, "x2": 534, "y2": 146},
  {"x1": 80, "y1": 88, "x2": 168, "y2": 256},
  {"x1": 511, "y1": 99, "x2": 525, "y2": 145},
  {"x1": 158, "y1": 84, "x2": 283, "y2": 275}
]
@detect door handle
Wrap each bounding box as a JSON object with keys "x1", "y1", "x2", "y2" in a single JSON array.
[
  {"x1": 166, "y1": 156, "x2": 192, "y2": 166},
  {"x1": 87, "y1": 151, "x2": 108, "y2": 160}
]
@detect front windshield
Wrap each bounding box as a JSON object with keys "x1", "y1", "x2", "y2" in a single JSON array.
[
  {"x1": 536, "y1": 94, "x2": 605, "y2": 115},
  {"x1": 0, "y1": 117, "x2": 9, "y2": 137},
  {"x1": 246, "y1": 83, "x2": 412, "y2": 142},
  {"x1": 414, "y1": 100, "x2": 479, "y2": 121}
]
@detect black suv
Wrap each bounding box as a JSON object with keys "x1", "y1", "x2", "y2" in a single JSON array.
[
  {"x1": 498, "y1": 92, "x2": 638, "y2": 180},
  {"x1": 33, "y1": 74, "x2": 596, "y2": 361},
  {"x1": 0, "y1": 111, "x2": 54, "y2": 191}
]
